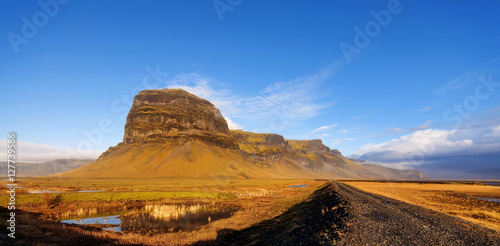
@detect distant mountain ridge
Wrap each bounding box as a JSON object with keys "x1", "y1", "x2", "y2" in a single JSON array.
[
  {"x1": 55, "y1": 89, "x2": 427, "y2": 180},
  {"x1": 0, "y1": 159, "x2": 93, "y2": 177}
]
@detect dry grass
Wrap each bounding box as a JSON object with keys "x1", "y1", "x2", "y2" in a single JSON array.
[
  {"x1": 343, "y1": 181, "x2": 500, "y2": 231},
  {"x1": 41, "y1": 193, "x2": 64, "y2": 209}
]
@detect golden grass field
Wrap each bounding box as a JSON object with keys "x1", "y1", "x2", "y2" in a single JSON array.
[{"x1": 342, "y1": 181, "x2": 500, "y2": 232}]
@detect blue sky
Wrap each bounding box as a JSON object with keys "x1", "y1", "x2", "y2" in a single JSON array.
[{"x1": 1, "y1": 1, "x2": 499, "y2": 178}]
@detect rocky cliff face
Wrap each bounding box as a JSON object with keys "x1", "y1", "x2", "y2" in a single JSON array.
[
  {"x1": 124, "y1": 89, "x2": 229, "y2": 144},
  {"x1": 230, "y1": 130, "x2": 348, "y2": 171}
]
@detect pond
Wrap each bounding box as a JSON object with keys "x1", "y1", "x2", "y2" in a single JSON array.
[
  {"x1": 60, "y1": 204, "x2": 238, "y2": 233},
  {"x1": 29, "y1": 190, "x2": 63, "y2": 194}
]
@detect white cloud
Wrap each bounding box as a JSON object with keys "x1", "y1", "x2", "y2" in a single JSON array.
[
  {"x1": 419, "y1": 106, "x2": 431, "y2": 111},
  {"x1": 225, "y1": 117, "x2": 243, "y2": 130},
  {"x1": 0, "y1": 140, "x2": 101, "y2": 163},
  {"x1": 354, "y1": 129, "x2": 472, "y2": 156},
  {"x1": 351, "y1": 129, "x2": 475, "y2": 168},
  {"x1": 312, "y1": 124, "x2": 338, "y2": 133}
]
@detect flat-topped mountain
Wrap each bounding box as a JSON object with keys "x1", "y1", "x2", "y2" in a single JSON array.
[
  {"x1": 57, "y1": 89, "x2": 427, "y2": 179},
  {"x1": 124, "y1": 89, "x2": 230, "y2": 143}
]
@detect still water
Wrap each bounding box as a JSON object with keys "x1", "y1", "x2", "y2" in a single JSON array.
[
  {"x1": 287, "y1": 184, "x2": 309, "y2": 188},
  {"x1": 477, "y1": 197, "x2": 500, "y2": 203},
  {"x1": 60, "y1": 204, "x2": 238, "y2": 233}
]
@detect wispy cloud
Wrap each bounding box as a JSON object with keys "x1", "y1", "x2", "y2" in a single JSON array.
[
  {"x1": 433, "y1": 72, "x2": 479, "y2": 95},
  {"x1": 331, "y1": 137, "x2": 356, "y2": 147},
  {"x1": 366, "y1": 120, "x2": 432, "y2": 138},
  {"x1": 312, "y1": 124, "x2": 338, "y2": 133},
  {"x1": 164, "y1": 63, "x2": 341, "y2": 133},
  {"x1": 433, "y1": 58, "x2": 500, "y2": 96},
  {"x1": 419, "y1": 106, "x2": 431, "y2": 111},
  {"x1": 352, "y1": 112, "x2": 370, "y2": 120},
  {"x1": 351, "y1": 110, "x2": 381, "y2": 121}
]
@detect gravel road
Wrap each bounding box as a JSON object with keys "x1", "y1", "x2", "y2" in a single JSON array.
[
  {"x1": 196, "y1": 181, "x2": 500, "y2": 245},
  {"x1": 335, "y1": 182, "x2": 500, "y2": 245}
]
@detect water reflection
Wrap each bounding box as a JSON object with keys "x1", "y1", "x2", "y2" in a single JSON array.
[
  {"x1": 57, "y1": 205, "x2": 129, "y2": 220},
  {"x1": 288, "y1": 184, "x2": 309, "y2": 188},
  {"x1": 477, "y1": 197, "x2": 500, "y2": 203},
  {"x1": 59, "y1": 204, "x2": 238, "y2": 233},
  {"x1": 30, "y1": 190, "x2": 63, "y2": 194}
]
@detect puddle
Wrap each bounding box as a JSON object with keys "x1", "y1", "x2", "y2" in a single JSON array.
[
  {"x1": 477, "y1": 197, "x2": 500, "y2": 203},
  {"x1": 30, "y1": 190, "x2": 63, "y2": 194},
  {"x1": 60, "y1": 204, "x2": 238, "y2": 233},
  {"x1": 287, "y1": 185, "x2": 309, "y2": 188}
]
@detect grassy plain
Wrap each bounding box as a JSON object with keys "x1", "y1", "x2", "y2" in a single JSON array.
[
  {"x1": 0, "y1": 178, "x2": 324, "y2": 245},
  {"x1": 342, "y1": 181, "x2": 500, "y2": 231}
]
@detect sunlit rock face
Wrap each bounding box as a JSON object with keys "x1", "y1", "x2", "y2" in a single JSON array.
[{"x1": 123, "y1": 88, "x2": 230, "y2": 144}]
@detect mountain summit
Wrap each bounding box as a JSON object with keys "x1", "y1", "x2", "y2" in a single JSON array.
[{"x1": 58, "y1": 89, "x2": 426, "y2": 179}]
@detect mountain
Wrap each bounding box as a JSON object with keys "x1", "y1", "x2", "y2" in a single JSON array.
[
  {"x1": 0, "y1": 159, "x2": 93, "y2": 177},
  {"x1": 55, "y1": 89, "x2": 427, "y2": 180}
]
